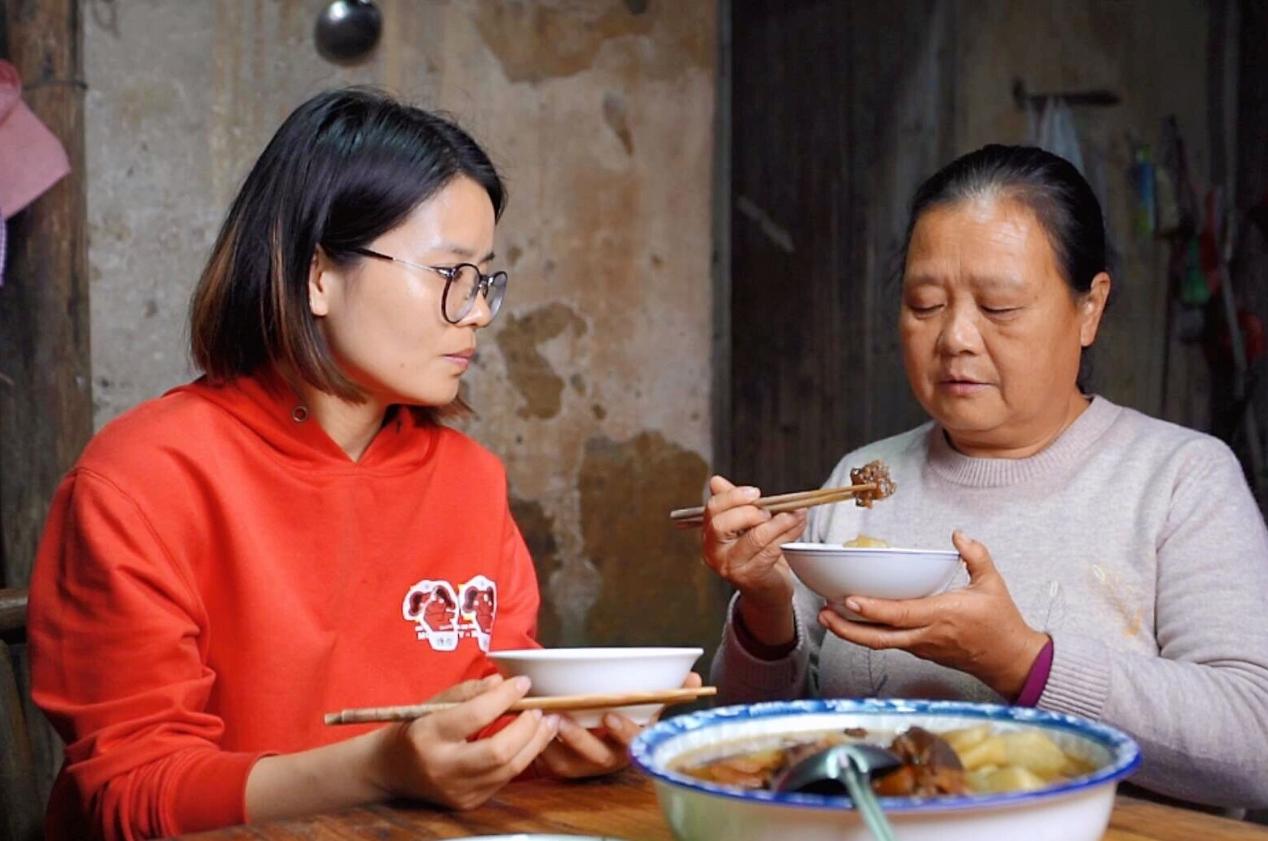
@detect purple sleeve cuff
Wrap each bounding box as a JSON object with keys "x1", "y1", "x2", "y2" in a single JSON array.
[
  {"x1": 732, "y1": 602, "x2": 798, "y2": 661},
  {"x1": 1014, "y1": 637, "x2": 1054, "y2": 707}
]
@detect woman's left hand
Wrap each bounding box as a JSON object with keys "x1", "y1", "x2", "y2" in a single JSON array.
[
  {"x1": 818, "y1": 531, "x2": 1049, "y2": 698},
  {"x1": 535, "y1": 672, "x2": 703, "y2": 779}
]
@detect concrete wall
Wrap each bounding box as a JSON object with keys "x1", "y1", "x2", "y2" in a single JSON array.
[{"x1": 85, "y1": 0, "x2": 721, "y2": 650}]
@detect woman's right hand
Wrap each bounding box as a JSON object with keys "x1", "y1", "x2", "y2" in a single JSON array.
[
  {"x1": 702, "y1": 475, "x2": 806, "y2": 647},
  {"x1": 247, "y1": 674, "x2": 559, "y2": 823},
  {"x1": 369, "y1": 674, "x2": 560, "y2": 810}
]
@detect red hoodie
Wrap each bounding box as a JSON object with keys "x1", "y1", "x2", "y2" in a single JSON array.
[{"x1": 27, "y1": 371, "x2": 540, "y2": 840}]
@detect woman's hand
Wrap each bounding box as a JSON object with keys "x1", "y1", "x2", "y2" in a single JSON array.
[
  {"x1": 535, "y1": 672, "x2": 704, "y2": 779},
  {"x1": 369, "y1": 674, "x2": 560, "y2": 810},
  {"x1": 247, "y1": 674, "x2": 559, "y2": 822},
  {"x1": 534, "y1": 713, "x2": 638, "y2": 778},
  {"x1": 702, "y1": 476, "x2": 806, "y2": 647},
  {"x1": 817, "y1": 531, "x2": 1049, "y2": 698}
]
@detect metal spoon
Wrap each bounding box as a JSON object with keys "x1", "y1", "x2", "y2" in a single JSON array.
[{"x1": 772, "y1": 743, "x2": 902, "y2": 841}]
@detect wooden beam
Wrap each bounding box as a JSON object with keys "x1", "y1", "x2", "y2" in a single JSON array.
[
  {"x1": 1238, "y1": 0, "x2": 1268, "y2": 205},
  {"x1": 0, "y1": 0, "x2": 91, "y2": 589},
  {"x1": 0, "y1": 588, "x2": 25, "y2": 635},
  {"x1": 1236, "y1": 0, "x2": 1268, "y2": 511},
  {"x1": 1, "y1": 641, "x2": 41, "y2": 841}
]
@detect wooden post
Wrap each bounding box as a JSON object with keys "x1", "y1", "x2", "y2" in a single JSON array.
[
  {"x1": 0, "y1": 0, "x2": 86, "y2": 820},
  {"x1": 0, "y1": 0, "x2": 91, "y2": 590},
  {"x1": 1, "y1": 588, "x2": 39, "y2": 841},
  {"x1": 1237, "y1": 0, "x2": 1268, "y2": 513}
]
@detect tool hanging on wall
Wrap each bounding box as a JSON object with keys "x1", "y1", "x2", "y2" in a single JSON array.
[
  {"x1": 1157, "y1": 116, "x2": 1266, "y2": 497},
  {"x1": 1157, "y1": 117, "x2": 1209, "y2": 312}
]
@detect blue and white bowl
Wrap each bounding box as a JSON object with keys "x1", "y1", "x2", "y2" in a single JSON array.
[{"x1": 631, "y1": 699, "x2": 1140, "y2": 841}]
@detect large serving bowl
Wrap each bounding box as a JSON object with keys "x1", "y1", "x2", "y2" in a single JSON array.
[
  {"x1": 450, "y1": 837, "x2": 624, "y2": 840},
  {"x1": 488, "y1": 647, "x2": 702, "y2": 727},
  {"x1": 782, "y1": 543, "x2": 961, "y2": 619},
  {"x1": 631, "y1": 699, "x2": 1140, "y2": 841}
]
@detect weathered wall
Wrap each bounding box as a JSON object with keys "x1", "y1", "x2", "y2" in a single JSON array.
[{"x1": 85, "y1": 0, "x2": 722, "y2": 651}]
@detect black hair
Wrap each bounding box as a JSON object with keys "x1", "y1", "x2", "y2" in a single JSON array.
[
  {"x1": 191, "y1": 87, "x2": 504, "y2": 409},
  {"x1": 902, "y1": 144, "x2": 1106, "y2": 296}
]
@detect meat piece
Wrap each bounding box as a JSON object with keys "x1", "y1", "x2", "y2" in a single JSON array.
[
  {"x1": 885, "y1": 726, "x2": 969, "y2": 796},
  {"x1": 849, "y1": 460, "x2": 896, "y2": 508}
]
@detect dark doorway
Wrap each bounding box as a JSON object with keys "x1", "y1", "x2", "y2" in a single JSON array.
[{"x1": 722, "y1": 0, "x2": 952, "y2": 493}]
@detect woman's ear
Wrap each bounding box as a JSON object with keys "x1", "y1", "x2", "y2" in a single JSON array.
[
  {"x1": 308, "y1": 248, "x2": 333, "y2": 317},
  {"x1": 1079, "y1": 272, "x2": 1111, "y2": 347}
]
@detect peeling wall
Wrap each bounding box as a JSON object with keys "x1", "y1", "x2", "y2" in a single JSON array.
[{"x1": 85, "y1": 0, "x2": 720, "y2": 651}]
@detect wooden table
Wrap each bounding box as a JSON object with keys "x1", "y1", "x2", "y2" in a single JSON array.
[{"x1": 179, "y1": 770, "x2": 1268, "y2": 840}]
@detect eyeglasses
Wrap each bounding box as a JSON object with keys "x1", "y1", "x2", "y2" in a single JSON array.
[{"x1": 348, "y1": 246, "x2": 509, "y2": 324}]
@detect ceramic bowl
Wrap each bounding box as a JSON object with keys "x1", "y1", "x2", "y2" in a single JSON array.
[
  {"x1": 781, "y1": 542, "x2": 961, "y2": 619},
  {"x1": 487, "y1": 647, "x2": 702, "y2": 727},
  {"x1": 450, "y1": 836, "x2": 625, "y2": 840},
  {"x1": 631, "y1": 699, "x2": 1140, "y2": 841}
]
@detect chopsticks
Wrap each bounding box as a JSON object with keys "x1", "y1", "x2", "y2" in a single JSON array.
[
  {"x1": 669, "y1": 484, "x2": 878, "y2": 528},
  {"x1": 324, "y1": 685, "x2": 717, "y2": 725}
]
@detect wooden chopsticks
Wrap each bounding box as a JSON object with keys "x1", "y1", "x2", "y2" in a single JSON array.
[
  {"x1": 324, "y1": 685, "x2": 717, "y2": 725},
  {"x1": 669, "y1": 484, "x2": 878, "y2": 528}
]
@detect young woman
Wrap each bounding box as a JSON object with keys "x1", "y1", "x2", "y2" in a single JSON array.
[
  {"x1": 28, "y1": 88, "x2": 647, "y2": 841},
  {"x1": 701, "y1": 145, "x2": 1268, "y2": 809}
]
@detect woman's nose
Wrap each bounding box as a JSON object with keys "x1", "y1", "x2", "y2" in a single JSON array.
[
  {"x1": 459, "y1": 286, "x2": 494, "y2": 328},
  {"x1": 935, "y1": 306, "x2": 982, "y2": 355}
]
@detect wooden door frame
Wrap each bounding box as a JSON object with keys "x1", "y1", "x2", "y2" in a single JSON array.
[{"x1": 0, "y1": 0, "x2": 91, "y2": 590}]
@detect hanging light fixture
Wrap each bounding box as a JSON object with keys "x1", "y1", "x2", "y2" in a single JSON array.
[{"x1": 315, "y1": 0, "x2": 383, "y2": 64}]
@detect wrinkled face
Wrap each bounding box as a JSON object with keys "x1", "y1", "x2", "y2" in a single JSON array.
[
  {"x1": 309, "y1": 175, "x2": 497, "y2": 407},
  {"x1": 899, "y1": 195, "x2": 1109, "y2": 456}
]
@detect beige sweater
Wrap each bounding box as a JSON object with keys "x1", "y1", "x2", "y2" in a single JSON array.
[{"x1": 711, "y1": 397, "x2": 1268, "y2": 807}]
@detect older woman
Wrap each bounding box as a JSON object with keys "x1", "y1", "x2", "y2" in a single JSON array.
[
  {"x1": 703, "y1": 145, "x2": 1268, "y2": 808},
  {"x1": 27, "y1": 88, "x2": 657, "y2": 841}
]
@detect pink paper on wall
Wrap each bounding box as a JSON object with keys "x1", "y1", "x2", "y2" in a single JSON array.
[{"x1": 0, "y1": 59, "x2": 70, "y2": 221}]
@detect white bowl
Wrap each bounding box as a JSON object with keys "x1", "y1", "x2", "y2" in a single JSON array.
[
  {"x1": 487, "y1": 647, "x2": 702, "y2": 727},
  {"x1": 782, "y1": 542, "x2": 961, "y2": 620},
  {"x1": 631, "y1": 699, "x2": 1141, "y2": 841}
]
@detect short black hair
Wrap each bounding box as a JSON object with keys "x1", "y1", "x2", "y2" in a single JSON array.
[{"x1": 190, "y1": 87, "x2": 504, "y2": 410}]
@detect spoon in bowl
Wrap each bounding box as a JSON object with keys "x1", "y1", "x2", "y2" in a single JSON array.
[{"x1": 772, "y1": 743, "x2": 902, "y2": 841}]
